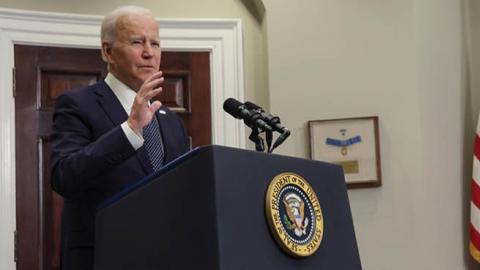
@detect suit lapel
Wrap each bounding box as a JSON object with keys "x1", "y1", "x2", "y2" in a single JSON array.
[
  {"x1": 94, "y1": 81, "x2": 153, "y2": 175},
  {"x1": 94, "y1": 81, "x2": 127, "y2": 126}
]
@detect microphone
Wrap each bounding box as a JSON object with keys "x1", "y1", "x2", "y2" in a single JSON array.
[
  {"x1": 223, "y1": 98, "x2": 272, "y2": 131},
  {"x1": 244, "y1": 101, "x2": 290, "y2": 135}
]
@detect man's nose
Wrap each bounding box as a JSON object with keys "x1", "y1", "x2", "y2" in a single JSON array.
[{"x1": 142, "y1": 43, "x2": 153, "y2": 58}]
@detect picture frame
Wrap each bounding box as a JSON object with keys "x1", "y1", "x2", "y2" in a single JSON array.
[{"x1": 308, "y1": 116, "x2": 382, "y2": 188}]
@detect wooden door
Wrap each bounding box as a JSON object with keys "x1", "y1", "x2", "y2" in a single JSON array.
[
  {"x1": 14, "y1": 45, "x2": 211, "y2": 270},
  {"x1": 159, "y1": 51, "x2": 212, "y2": 147}
]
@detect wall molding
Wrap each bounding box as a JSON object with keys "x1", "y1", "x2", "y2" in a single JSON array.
[{"x1": 0, "y1": 7, "x2": 245, "y2": 269}]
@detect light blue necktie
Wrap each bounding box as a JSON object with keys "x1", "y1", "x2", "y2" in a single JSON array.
[{"x1": 143, "y1": 115, "x2": 165, "y2": 172}]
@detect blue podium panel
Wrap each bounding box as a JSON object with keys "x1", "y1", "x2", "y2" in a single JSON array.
[{"x1": 94, "y1": 145, "x2": 362, "y2": 270}]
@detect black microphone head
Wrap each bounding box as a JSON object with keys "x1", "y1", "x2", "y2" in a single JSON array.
[
  {"x1": 244, "y1": 101, "x2": 263, "y2": 111},
  {"x1": 223, "y1": 98, "x2": 245, "y2": 118}
]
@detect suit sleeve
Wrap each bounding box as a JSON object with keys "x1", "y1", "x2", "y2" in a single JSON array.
[{"x1": 50, "y1": 93, "x2": 136, "y2": 199}]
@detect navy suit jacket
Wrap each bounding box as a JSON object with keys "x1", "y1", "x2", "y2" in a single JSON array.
[{"x1": 50, "y1": 81, "x2": 189, "y2": 270}]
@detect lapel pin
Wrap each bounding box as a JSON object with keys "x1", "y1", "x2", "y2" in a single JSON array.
[{"x1": 159, "y1": 110, "x2": 167, "y2": 115}]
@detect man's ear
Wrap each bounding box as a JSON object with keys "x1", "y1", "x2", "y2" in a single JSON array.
[{"x1": 101, "y1": 41, "x2": 114, "y2": 63}]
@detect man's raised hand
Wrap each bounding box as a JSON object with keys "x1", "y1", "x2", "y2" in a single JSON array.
[{"x1": 127, "y1": 71, "x2": 164, "y2": 135}]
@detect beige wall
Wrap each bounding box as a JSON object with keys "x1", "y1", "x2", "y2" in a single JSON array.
[
  {"x1": 467, "y1": 0, "x2": 480, "y2": 123},
  {"x1": 0, "y1": 0, "x2": 269, "y2": 107},
  {"x1": 264, "y1": 0, "x2": 474, "y2": 269}
]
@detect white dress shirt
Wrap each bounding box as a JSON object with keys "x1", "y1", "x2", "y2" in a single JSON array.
[{"x1": 104, "y1": 73, "x2": 144, "y2": 150}]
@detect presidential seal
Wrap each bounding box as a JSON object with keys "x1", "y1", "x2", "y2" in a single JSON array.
[{"x1": 265, "y1": 172, "x2": 324, "y2": 257}]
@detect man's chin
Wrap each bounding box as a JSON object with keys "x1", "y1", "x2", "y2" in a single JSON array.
[{"x1": 139, "y1": 70, "x2": 158, "y2": 79}]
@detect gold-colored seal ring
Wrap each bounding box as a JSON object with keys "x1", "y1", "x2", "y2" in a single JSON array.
[{"x1": 265, "y1": 172, "x2": 324, "y2": 257}]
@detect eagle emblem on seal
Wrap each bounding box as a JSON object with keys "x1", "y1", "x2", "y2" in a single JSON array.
[{"x1": 283, "y1": 193, "x2": 309, "y2": 237}]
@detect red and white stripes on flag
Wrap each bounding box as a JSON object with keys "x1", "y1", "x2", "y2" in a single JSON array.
[{"x1": 470, "y1": 114, "x2": 480, "y2": 262}]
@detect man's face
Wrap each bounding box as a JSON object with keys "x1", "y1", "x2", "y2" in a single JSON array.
[{"x1": 103, "y1": 14, "x2": 161, "y2": 91}]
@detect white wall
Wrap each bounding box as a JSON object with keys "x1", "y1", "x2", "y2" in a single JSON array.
[{"x1": 264, "y1": 0, "x2": 470, "y2": 269}]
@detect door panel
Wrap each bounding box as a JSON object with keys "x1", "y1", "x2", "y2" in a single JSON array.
[{"x1": 15, "y1": 45, "x2": 107, "y2": 270}]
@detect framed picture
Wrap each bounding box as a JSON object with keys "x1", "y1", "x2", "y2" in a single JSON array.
[{"x1": 308, "y1": 116, "x2": 382, "y2": 188}]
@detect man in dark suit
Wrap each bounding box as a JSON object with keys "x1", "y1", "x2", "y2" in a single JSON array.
[{"x1": 50, "y1": 6, "x2": 189, "y2": 270}]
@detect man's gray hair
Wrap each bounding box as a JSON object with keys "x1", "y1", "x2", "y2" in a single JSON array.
[{"x1": 100, "y1": 6, "x2": 155, "y2": 61}]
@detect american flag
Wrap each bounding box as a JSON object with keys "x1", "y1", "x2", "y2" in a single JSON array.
[{"x1": 471, "y1": 114, "x2": 480, "y2": 262}]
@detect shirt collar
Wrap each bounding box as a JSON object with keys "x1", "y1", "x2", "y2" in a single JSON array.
[{"x1": 104, "y1": 73, "x2": 137, "y2": 115}]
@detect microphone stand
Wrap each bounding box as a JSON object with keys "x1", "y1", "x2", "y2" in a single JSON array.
[
  {"x1": 269, "y1": 129, "x2": 290, "y2": 153},
  {"x1": 265, "y1": 130, "x2": 273, "y2": 153},
  {"x1": 248, "y1": 127, "x2": 265, "y2": 152}
]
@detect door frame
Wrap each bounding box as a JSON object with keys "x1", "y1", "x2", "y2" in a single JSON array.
[{"x1": 0, "y1": 7, "x2": 246, "y2": 269}]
